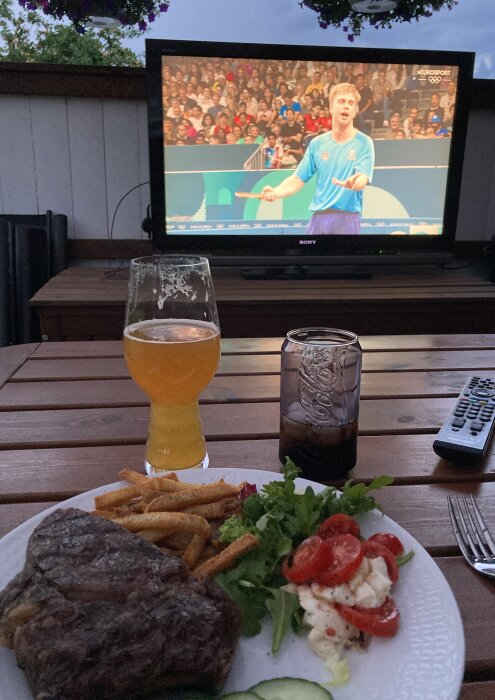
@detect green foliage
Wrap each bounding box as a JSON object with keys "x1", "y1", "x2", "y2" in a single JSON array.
[
  {"x1": 301, "y1": 0, "x2": 458, "y2": 40},
  {"x1": 21, "y1": 0, "x2": 170, "y2": 33},
  {"x1": 0, "y1": 0, "x2": 143, "y2": 65}
]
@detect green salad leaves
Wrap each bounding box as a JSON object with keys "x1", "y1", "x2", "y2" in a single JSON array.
[{"x1": 215, "y1": 461, "x2": 393, "y2": 652}]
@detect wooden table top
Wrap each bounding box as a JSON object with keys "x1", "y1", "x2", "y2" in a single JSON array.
[{"x1": 1, "y1": 334, "x2": 495, "y2": 699}]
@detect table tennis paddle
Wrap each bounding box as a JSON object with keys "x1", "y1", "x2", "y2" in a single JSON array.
[{"x1": 234, "y1": 192, "x2": 264, "y2": 199}]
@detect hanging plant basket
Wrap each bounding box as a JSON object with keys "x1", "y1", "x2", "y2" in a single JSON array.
[
  {"x1": 301, "y1": 0, "x2": 458, "y2": 41},
  {"x1": 19, "y1": 0, "x2": 458, "y2": 37},
  {"x1": 20, "y1": 0, "x2": 170, "y2": 32}
]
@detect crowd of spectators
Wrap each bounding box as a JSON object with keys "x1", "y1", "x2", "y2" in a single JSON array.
[{"x1": 161, "y1": 57, "x2": 458, "y2": 168}]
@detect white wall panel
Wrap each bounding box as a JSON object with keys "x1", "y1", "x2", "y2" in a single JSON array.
[
  {"x1": 0, "y1": 96, "x2": 38, "y2": 214},
  {"x1": 30, "y1": 96, "x2": 74, "y2": 238},
  {"x1": 66, "y1": 98, "x2": 108, "y2": 240},
  {"x1": 103, "y1": 100, "x2": 146, "y2": 241},
  {"x1": 137, "y1": 100, "x2": 151, "y2": 241}
]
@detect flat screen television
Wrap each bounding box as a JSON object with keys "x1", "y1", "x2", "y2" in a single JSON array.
[{"x1": 145, "y1": 39, "x2": 474, "y2": 278}]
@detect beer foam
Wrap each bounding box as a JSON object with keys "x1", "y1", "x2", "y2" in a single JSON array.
[{"x1": 124, "y1": 319, "x2": 220, "y2": 344}]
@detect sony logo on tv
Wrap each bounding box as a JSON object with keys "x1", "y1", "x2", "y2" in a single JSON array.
[{"x1": 299, "y1": 239, "x2": 316, "y2": 245}]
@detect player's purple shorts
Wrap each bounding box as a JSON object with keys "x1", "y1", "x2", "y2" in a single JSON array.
[{"x1": 306, "y1": 210, "x2": 360, "y2": 235}]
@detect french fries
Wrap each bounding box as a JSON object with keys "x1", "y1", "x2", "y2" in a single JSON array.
[
  {"x1": 144, "y1": 482, "x2": 239, "y2": 513},
  {"x1": 193, "y1": 533, "x2": 258, "y2": 578},
  {"x1": 91, "y1": 470, "x2": 258, "y2": 579},
  {"x1": 94, "y1": 485, "x2": 142, "y2": 510},
  {"x1": 183, "y1": 534, "x2": 208, "y2": 569},
  {"x1": 113, "y1": 512, "x2": 211, "y2": 538}
]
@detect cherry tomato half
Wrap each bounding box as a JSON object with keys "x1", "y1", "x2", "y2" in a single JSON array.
[
  {"x1": 318, "y1": 513, "x2": 361, "y2": 540},
  {"x1": 362, "y1": 539, "x2": 399, "y2": 584},
  {"x1": 315, "y1": 534, "x2": 364, "y2": 587},
  {"x1": 281, "y1": 536, "x2": 331, "y2": 584},
  {"x1": 336, "y1": 596, "x2": 400, "y2": 638},
  {"x1": 368, "y1": 532, "x2": 404, "y2": 557}
]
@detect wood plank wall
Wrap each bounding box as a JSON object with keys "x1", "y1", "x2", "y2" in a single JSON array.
[
  {"x1": 0, "y1": 64, "x2": 494, "y2": 243},
  {"x1": 0, "y1": 95, "x2": 149, "y2": 241}
]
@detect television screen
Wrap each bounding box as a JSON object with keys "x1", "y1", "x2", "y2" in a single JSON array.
[{"x1": 146, "y1": 40, "x2": 474, "y2": 266}]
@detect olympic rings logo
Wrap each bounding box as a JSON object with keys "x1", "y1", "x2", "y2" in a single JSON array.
[{"x1": 428, "y1": 76, "x2": 442, "y2": 84}]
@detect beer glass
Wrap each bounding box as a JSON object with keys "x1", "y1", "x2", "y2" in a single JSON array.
[
  {"x1": 279, "y1": 328, "x2": 362, "y2": 481},
  {"x1": 124, "y1": 255, "x2": 220, "y2": 474}
]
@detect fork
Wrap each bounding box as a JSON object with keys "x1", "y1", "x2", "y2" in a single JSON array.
[{"x1": 447, "y1": 495, "x2": 495, "y2": 579}]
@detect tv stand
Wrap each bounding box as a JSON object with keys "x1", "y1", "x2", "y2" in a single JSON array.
[
  {"x1": 241, "y1": 265, "x2": 373, "y2": 280},
  {"x1": 30, "y1": 264, "x2": 495, "y2": 340}
]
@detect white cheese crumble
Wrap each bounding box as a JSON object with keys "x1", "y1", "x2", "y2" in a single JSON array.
[{"x1": 296, "y1": 555, "x2": 392, "y2": 661}]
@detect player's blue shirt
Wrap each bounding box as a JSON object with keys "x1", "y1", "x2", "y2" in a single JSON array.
[{"x1": 295, "y1": 130, "x2": 375, "y2": 213}]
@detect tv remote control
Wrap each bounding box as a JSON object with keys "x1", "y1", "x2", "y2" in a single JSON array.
[{"x1": 433, "y1": 377, "x2": 495, "y2": 465}]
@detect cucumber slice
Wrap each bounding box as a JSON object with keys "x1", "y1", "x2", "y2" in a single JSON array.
[
  {"x1": 250, "y1": 677, "x2": 333, "y2": 700},
  {"x1": 219, "y1": 693, "x2": 262, "y2": 699}
]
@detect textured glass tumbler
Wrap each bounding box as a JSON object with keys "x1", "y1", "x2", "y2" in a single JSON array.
[{"x1": 279, "y1": 328, "x2": 362, "y2": 481}]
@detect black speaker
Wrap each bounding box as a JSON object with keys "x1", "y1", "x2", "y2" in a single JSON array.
[
  {"x1": 52, "y1": 214, "x2": 68, "y2": 275},
  {"x1": 0, "y1": 211, "x2": 68, "y2": 346},
  {"x1": 0, "y1": 220, "x2": 15, "y2": 346}
]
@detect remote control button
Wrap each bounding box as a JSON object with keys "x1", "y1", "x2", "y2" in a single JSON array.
[
  {"x1": 452, "y1": 418, "x2": 466, "y2": 428},
  {"x1": 471, "y1": 421, "x2": 484, "y2": 431},
  {"x1": 471, "y1": 388, "x2": 495, "y2": 399}
]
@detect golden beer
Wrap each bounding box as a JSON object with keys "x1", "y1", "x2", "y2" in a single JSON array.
[{"x1": 124, "y1": 318, "x2": 220, "y2": 471}]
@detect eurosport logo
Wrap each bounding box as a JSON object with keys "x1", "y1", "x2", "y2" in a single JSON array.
[{"x1": 416, "y1": 67, "x2": 453, "y2": 84}]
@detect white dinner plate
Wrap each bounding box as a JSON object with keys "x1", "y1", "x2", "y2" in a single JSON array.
[{"x1": 0, "y1": 468, "x2": 464, "y2": 700}]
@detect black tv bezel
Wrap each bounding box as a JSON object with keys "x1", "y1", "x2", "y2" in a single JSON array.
[{"x1": 145, "y1": 39, "x2": 475, "y2": 262}]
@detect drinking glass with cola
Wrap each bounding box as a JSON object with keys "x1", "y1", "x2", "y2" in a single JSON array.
[{"x1": 279, "y1": 328, "x2": 362, "y2": 481}]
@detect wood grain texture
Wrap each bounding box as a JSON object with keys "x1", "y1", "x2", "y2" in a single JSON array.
[
  {"x1": 30, "y1": 267, "x2": 495, "y2": 338},
  {"x1": 437, "y1": 557, "x2": 495, "y2": 678},
  {"x1": 0, "y1": 398, "x2": 458, "y2": 449},
  {"x1": 26, "y1": 334, "x2": 495, "y2": 359},
  {"x1": 459, "y1": 681, "x2": 495, "y2": 699},
  {"x1": 0, "y1": 434, "x2": 494, "y2": 502},
  {"x1": 10, "y1": 350, "x2": 495, "y2": 382},
  {"x1": 0, "y1": 344, "x2": 38, "y2": 389},
  {"x1": 3, "y1": 371, "x2": 495, "y2": 410}
]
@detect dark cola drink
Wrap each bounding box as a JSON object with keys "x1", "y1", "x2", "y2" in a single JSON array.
[
  {"x1": 279, "y1": 414, "x2": 358, "y2": 481},
  {"x1": 279, "y1": 328, "x2": 362, "y2": 482}
]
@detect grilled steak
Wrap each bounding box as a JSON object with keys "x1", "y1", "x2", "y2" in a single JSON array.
[{"x1": 0, "y1": 507, "x2": 242, "y2": 699}]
